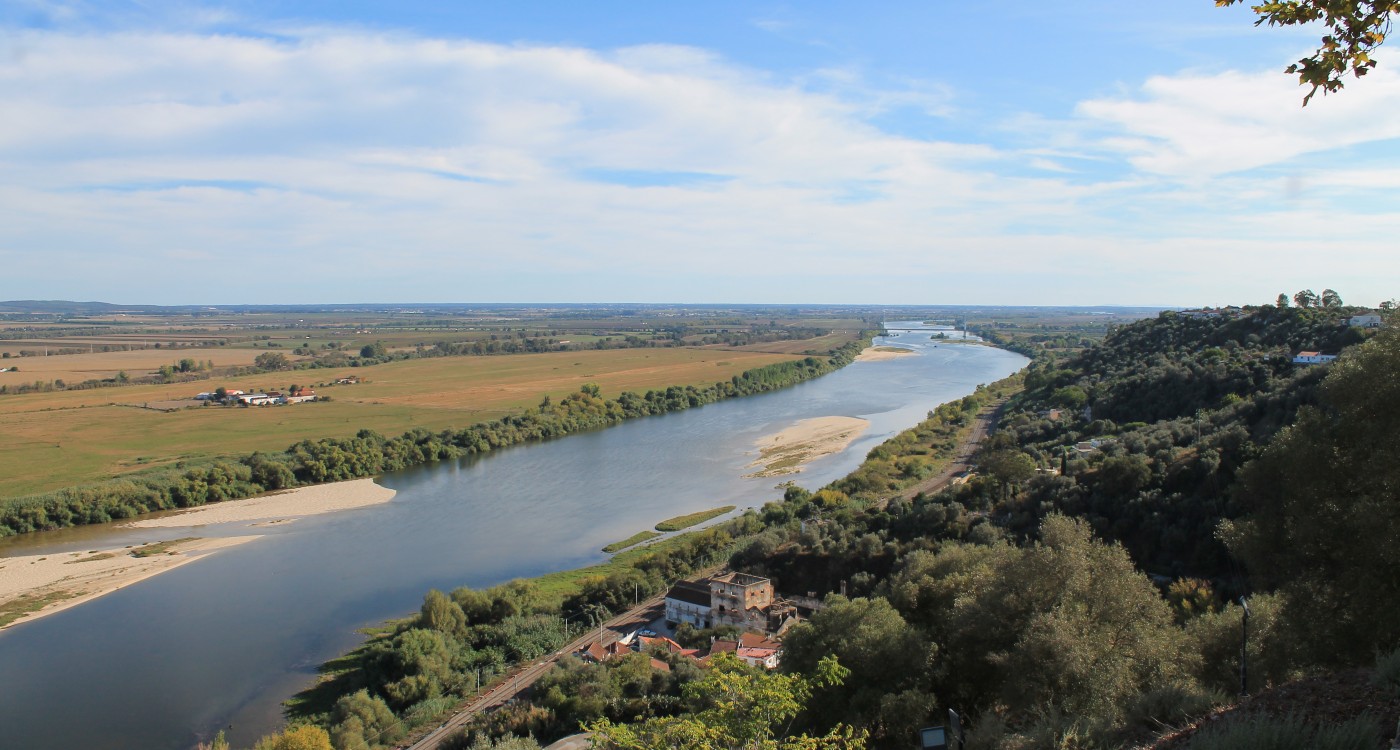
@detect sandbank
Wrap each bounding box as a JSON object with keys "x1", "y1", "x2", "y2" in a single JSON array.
[
  {"x1": 856, "y1": 346, "x2": 917, "y2": 362},
  {"x1": 126, "y1": 478, "x2": 396, "y2": 529},
  {"x1": 746, "y1": 416, "x2": 870, "y2": 478},
  {"x1": 0, "y1": 536, "x2": 258, "y2": 630}
]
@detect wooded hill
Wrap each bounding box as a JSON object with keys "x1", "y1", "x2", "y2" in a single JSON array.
[
  {"x1": 253, "y1": 305, "x2": 1400, "y2": 750},
  {"x1": 711, "y1": 303, "x2": 1399, "y2": 748}
]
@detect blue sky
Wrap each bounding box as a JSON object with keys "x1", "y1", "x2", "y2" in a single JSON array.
[{"x1": 2, "y1": 1, "x2": 1398, "y2": 306}]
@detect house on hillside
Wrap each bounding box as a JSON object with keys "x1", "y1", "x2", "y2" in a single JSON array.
[
  {"x1": 576, "y1": 640, "x2": 632, "y2": 664},
  {"x1": 1348, "y1": 313, "x2": 1384, "y2": 328},
  {"x1": 1293, "y1": 351, "x2": 1338, "y2": 365},
  {"x1": 708, "y1": 632, "x2": 783, "y2": 669},
  {"x1": 664, "y1": 572, "x2": 800, "y2": 634},
  {"x1": 664, "y1": 580, "x2": 713, "y2": 629}
]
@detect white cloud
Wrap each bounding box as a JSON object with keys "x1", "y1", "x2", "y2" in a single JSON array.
[
  {"x1": 1077, "y1": 66, "x2": 1400, "y2": 178},
  {"x1": 0, "y1": 25, "x2": 1397, "y2": 306}
]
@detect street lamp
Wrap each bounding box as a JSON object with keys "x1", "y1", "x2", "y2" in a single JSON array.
[{"x1": 1239, "y1": 596, "x2": 1251, "y2": 696}]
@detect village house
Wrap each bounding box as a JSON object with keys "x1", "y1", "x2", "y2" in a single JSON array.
[
  {"x1": 1348, "y1": 313, "x2": 1384, "y2": 328},
  {"x1": 1293, "y1": 351, "x2": 1338, "y2": 365},
  {"x1": 707, "y1": 632, "x2": 783, "y2": 669},
  {"x1": 285, "y1": 387, "x2": 317, "y2": 403},
  {"x1": 664, "y1": 572, "x2": 800, "y2": 635},
  {"x1": 663, "y1": 579, "x2": 713, "y2": 629}
]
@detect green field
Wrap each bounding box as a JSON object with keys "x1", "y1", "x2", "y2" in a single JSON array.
[
  {"x1": 0, "y1": 348, "x2": 801, "y2": 498},
  {"x1": 601, "y1": 530, "x2": 662, "y2": 553},
  {"x1": 655, "y1": 505, "x2": 736, "y2": 532}
]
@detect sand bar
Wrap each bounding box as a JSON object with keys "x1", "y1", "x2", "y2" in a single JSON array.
[
  {"x1": 126, "y1": 477, "x2": 396, "y2": 529},
  {"x1": 856, "y1": 346, "x2": 917, "y2": 362},
  {"x1": 747, "y1": 416, "x2": 870, "y2": 478},
  {"x1": 0, "y1": 536, "x2": 259, "y2": 630}
]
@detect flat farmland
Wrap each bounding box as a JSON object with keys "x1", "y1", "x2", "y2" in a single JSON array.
[
  {"x1": 703, "y1": 330, "x2": 863, "y2": 355},
  {"x1": 0, "y1": 348, "x2": 288, "y2": 387},
  {"x1": 0, "y1": 347, "x2": 801, "y2": 498}
]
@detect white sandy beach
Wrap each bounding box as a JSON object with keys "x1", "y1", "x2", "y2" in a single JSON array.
[
  {"x1": 855, "y1": 346, "x2": 917, "y2": 362},
  {"x1": 0, "y1": 536, "x2": 259, "y2": 630},
  {"x1": 746, "y1": 416, "x2": 870, "y2": 478},
  {"x1": 0, "y1": 479, "x2": 397, "y2": 630},
  {"x1": 126, "y1": 477, "x2": 396, "y2": 528}
]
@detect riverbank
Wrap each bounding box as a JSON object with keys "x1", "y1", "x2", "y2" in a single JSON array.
[
  {"x1": 855, "y1": 346, "x2": 917, "y2": 362},
  {"x1": 746, "y1": 416, "x2": 870, "y2": 478},
  {"x1": 0, "y1": 479, "x2": 396, "y2": 631},
  {"x1": 0, "y1": 536, "x2": 257, "y2": 630},
  {"x1": 0, "y1": 335, "x2": 872, "y2": 540},
  {"x1": 126, "y1": 478, "x2": 396, "y2": 528}
]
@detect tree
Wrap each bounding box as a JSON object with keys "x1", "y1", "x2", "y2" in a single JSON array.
[
  {"x1": 1229, "y1": 327, "x2": 1400, "y2": 663},
  {"x1": 1293, "y1": 289, "x2": 1319, "y2": 308},
  {"x1": 1219, "y1": 0, "x2": 1399, "y2": 103},
  {"x1": 1276, "y1": 293, "x2": 1290, "y2": 308},
  {"x1": 330, "y1": 689, "x2": 403, "y2": 750},
  {"x1": 780, "y1": 597, "x2": 935, "y2": 744},
  {"x1": 421, "y1": 588, "x2": 468, "y2": 637},
  {"x1": 196, "y1": 731, "x2": 231, "y2": 750},
  {"x1": 255, "y1": 352, "x2": 291, "y2": 371},
  {"x1": 1322, "y1": 288, "x2": 1344, "y2": 307},
  {"x1": 1051, "y1": 385, "x2": 1088, "y2": 410},
  {"x1": 214, "y1": 386, "x2": 227, "y2": 400},
  {"x1": 930, "y1": 517, "x2": 1195, "y2": 723},
  {"x1": 983, "y1": 450, "x2": 1037, "y2": 495},
  {"x1": 360, "y1": 342, "x2": 387, "y2": 359},
  {"x1": 585, "y1": 653, "x2": 865, "y2": 750},
  {"x1": 251, "y1": 725, "x2": 334, "y2": 750}
]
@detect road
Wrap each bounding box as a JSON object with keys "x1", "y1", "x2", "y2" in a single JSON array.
[
  {"x1": 405, "y1": 565, "x2": 723, "y2": 750},
  {"x1": 897, "y1": 397, "x2": 1008, "y2": 502}
]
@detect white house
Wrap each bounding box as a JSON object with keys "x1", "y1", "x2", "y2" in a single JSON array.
[
  {"x1": 664, "y1": 580, "x2": 713, "y2": 629},
  {"x1": 1348, "y1": 314, "x2": 1384, "y2": 328},
  {"x1": 1293, "y1": 351, "x2": 1338, "y2": 365}
]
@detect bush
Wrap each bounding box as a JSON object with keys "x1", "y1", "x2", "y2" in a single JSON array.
[
  {"x1": 1375, "y1": 647, "x2": 1400, "y2": 697},
  {"x1": 1126, "y1": 685, "x2": 1224, "y2": 729},
  {"x1": 1189, "y1": 714, "x2": 1381, "y2": 750}
]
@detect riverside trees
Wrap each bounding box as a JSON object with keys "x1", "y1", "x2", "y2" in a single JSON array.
[{"x1": 0, "y1": 337, "x2": 868, "y2": 537}]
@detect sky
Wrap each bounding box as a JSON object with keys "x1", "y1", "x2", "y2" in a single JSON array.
[{"x1": 1, "y1": 1, "x2": 1398, "y2": 307}]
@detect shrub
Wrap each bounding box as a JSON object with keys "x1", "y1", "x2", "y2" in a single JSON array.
[{"x1": 1189, "y1": 714, "x2": 1381, "y2": 750}]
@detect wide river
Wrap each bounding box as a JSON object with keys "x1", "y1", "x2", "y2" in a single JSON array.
[{"x1": 0, "y1": 323, "x2": 1025, "y2": 750}]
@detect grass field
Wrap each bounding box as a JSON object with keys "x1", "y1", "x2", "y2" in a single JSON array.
[
  {"x1": 655, "y1": 506, "x2": 736, "y2": 532},
  {"x1": 0, "y1": 347, "x2": 801, "y2": 498},
  {"x1": 601, "y1": 531, "x2": 662, "y2": 553},
  {"x1": 0, "y1": 347, "x2": 284, "y2": 387}
]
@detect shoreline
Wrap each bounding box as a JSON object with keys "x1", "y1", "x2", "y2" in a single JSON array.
[
  {"x1": 0, "y1": 536, "x2": 259, "y2": 630},
  {"x1": 746, "y1": 416, "x2": 870, "y2": 478},
  {"x1": 125, "y1": 478, "x2": 397, "y2": 528},
  {"x1": 1, "y1": 479, "x2": 397, "y2": 631},
  {"x1": 855, "y1": 346, "x2": 917, "y2": 362}
]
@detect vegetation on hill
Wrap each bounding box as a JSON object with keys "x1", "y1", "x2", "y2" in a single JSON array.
[
  {"x1": 419, "y1": 303, "x2": 1395, "y2": 750},
  {"x1": 238, "y1": 303, "x2": 1399, "y2": 750}
]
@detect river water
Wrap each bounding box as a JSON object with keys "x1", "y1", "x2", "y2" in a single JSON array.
[{"x1": 0, "y1": 324, "x2": 1025, "y2": 750}]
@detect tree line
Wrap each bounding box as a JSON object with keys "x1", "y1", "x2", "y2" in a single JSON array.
[{"x1": 0, "y1": 337, "x2": 870, "y2": 537}]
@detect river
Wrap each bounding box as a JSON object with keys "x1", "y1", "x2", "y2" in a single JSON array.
[{"x1": 0, "y1": 323, "x2": 1025, "y2": 750}]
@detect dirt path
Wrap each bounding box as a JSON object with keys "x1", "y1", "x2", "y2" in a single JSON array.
[{"x1": 896, "y1": 397, "x2": 1008, "y2": 502}]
